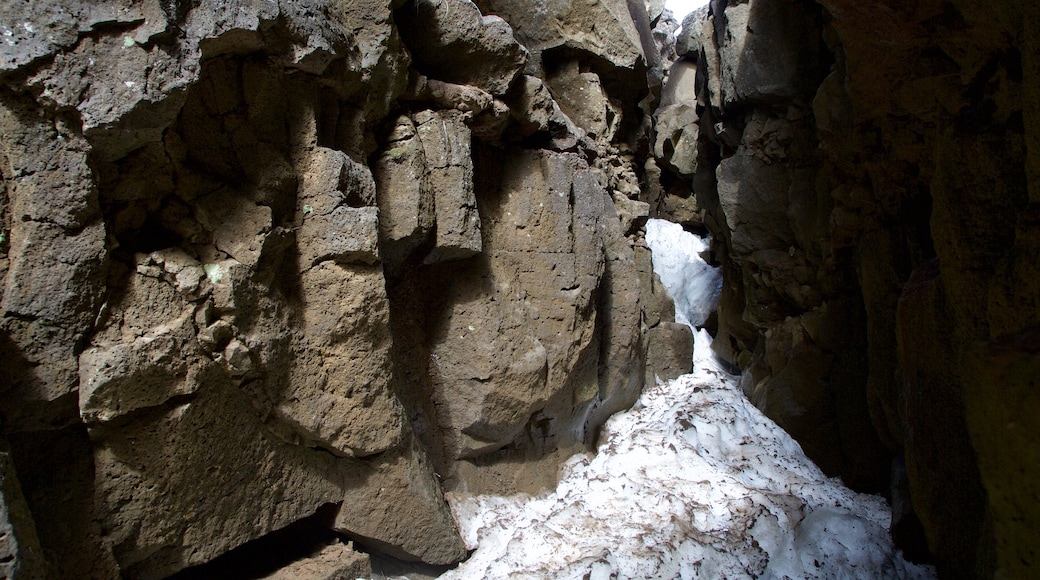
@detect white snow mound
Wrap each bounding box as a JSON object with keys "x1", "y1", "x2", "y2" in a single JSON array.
[
  {"x1": 440, "y1": 335, "x2": 934, "y2": 579},
  {"x1": 644, "y1": 219, "x2": 722, "y2": 328}
]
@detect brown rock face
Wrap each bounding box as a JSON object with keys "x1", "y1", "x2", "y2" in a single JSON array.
[
  {"x1": 661, "y1": 0, "x2": 1040, "y2": 576},
  {"x1": 10, "y1": 0, "x2": 1036, "y2": 576},
  {"x1": 0, "y1": 0, "x2": 668, "y2": 575}
]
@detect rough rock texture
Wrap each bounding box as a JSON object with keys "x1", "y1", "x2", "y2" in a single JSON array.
[
  {"x1": 261, "y1": 542, "x2": 371, "y2": 580},
  {"x1": 475, "y1": 0, "x2": 654, "y2": 144},
  {"x1": 413, "y1": 110, "x2": 483, "y2": 263},
  {"x1": 0, "y1": 442, "x2": 46, "y2": 579},
  {"x1": 10, "y1": 0, "x2": 1036, "y2": 577},
  {"x1": 0, "y1": 0, "x2": 666, "y2": 576},
  {"x1": 396, "y1": 0, "x2": 528, "y2": 96},
  {"x1": 635, "y1": 245, "x2": 693, "y2": 385},
  {"x1": 657, "y1": 1, "x2": 1040, "y2": 576},
  {"x1": 474, "y1": 0, "x2": 644, "y2": 75}
]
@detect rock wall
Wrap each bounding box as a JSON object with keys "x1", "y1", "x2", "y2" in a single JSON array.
[
  {"x1": 0, "y1": 0, "x2": 676, "y2": 576},
  {"x1": 659, "y1": 0, "x2": 1040, "y2": 577},
  {"x1": 6, "y1": 0, "x2": 1037, "y2": 577}
]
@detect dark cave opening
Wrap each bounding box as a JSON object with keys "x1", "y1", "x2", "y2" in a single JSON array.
[{"x1": 164, "y1": 503, "x2": 343, "y2": 579}]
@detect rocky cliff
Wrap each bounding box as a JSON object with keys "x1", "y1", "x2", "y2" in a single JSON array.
[
  {"x1": 659, "y1": 1, "x2": 1039, "y2": 578},
  {"x1": 1, "y1": 0, "x2": 1038, "y2": 578},
  {"x1": 0, "y1": 0, "x2": 683, "y2": 577}
]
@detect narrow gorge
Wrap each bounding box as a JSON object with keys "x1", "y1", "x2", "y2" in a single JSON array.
[{"x1": 0, "y1": 0, "x2": 1036, "y2": 578}]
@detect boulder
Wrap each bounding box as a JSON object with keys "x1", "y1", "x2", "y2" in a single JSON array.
[
  {"x1": 505, "y1": 75, "x2": 589, "y2": 150},
  {"x1": 478, "y1": 0, "x2": 644, "y2": 74},
  {"x1": 708, "y1": 0, "x2": 822, "y2": 106},
  {"x1": 279, "y1": 262, "x2": 407, "y2": 457},
  {"x1": 396, "y1": 0, "x2": 528, "y2": 96},
  {"x1": 297, "y1": 148, "x2": 381, "y2": 268},
  {"x1": 546, "y1": 60, "x2": 622, "y2": 142},
  {"x1": 425, "y1": 150, "x2": 642, "y2": 462},
  {"x1": 88, "y1": 375, "x2": 353, "y2": 579},
  {"x1": 336, "y1": 439, "x2": 466, "y2": 565}
]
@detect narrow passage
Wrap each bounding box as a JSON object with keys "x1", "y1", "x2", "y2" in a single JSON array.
[{"x1": 438, "y1": 221, "x2": 934, "y2": 579}]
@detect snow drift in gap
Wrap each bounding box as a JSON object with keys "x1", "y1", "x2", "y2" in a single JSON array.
[
  {"x1": 438, "y1": 222, "x2": 934, "y2": 580},
  {"x1": 644, "y1": 219, "x2": 722, "y2": 329}
]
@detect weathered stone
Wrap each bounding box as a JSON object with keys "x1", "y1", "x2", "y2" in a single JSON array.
[
  {"x1": 195, "y1": 191, "x2": 273, "y2": 267},
  {"x1": 505, "y1": 75, "x2": 588, "y2": 149},
  {"x1": 2, "y1": 7, "x2": 422, "y2": 573},
  {"x1": 634, "y1": 246, "x2": 675, "y2": 330},
  {"x1": 414, "y1": 111, "x2": 482, "y2": 263},
  {"x1": 1, "y1": 220, "x2": 105, "y2": 327},
  {"x1": 79, "y1": 309, "x2": 199, "y2": 424},
  {"x1": 0, "y1": 442, "x2": 46, "y2": 580},
  {"x1": 674, "y1": 7, "x2": 709, "y2": 58},
  {"x1": 420, "y1": 150, "x2": 644, "y2": 470},
  {"x1": 336, "y1": 438, "x2": 466, "y2": 565},
  {"x1": 374, "y1": 115, "x2": 434, "y2": 265},
  {"x1": 661, "y1": 192, "x2": 701, "y2": 227},
  {"x1": 197, "y1": 320, "x2": 234, "y2": 353},
  {"x1": 645, "y1": 0, "x2": 665, "y2": 23},
  {"x1": 0, "y1": 1, "x2": 156, "y2": 72},
  {"x1": 650, "y1": 2, "x2": 680, "y2": 72},
  {"x1": 709, "y1": 0, "x2": 823, "y2": 106},
  {"x1": 299, "y1": 206, "x2": 380, "y2": 267},
  {"x1": 396, "y1": 0, "x2": 528, "y2": 96},
  {"x1": 715, "y1": 146, "x2": 797, "y2": 256},
  {"x1": 546, "y1": 61, "x2": 622, "y2": 142},
  {"x1": 408, "y1": 76, "x2": 496, "y2": 116},
  {"x1": 683, "y1": 0, "x2": 1040, "y2": 573},
  {"x1": 477, "y1": 0, "x2": 644, "y2": 74},
  {"x1": 655, "y1": 60, "x2": 702, "y2": 176},
  {"x1": 612, "y1": 193, "x2": 651, "y2": 236},
  {"x1": 88, "y1": 374, "x2": 350, "y2": 579},
  {"x1": 133, "y1": 248, "x2": 210, "y2": 300},
  {"x1": 279, "y1": 262, "x2": 406, "y2": 457},
  {"x1": 655, "y1": 103, "x2": 700, "y2": 176},
  {"x1": 0, "y1": 0, "x2": 667, "y2": 575},
  {"x1": 659, "y1": 59, "x2": 698, "y2": 109},
  {"x1": 0, "y1": 216, "x2": 106, "y2": 430},
  {"x1": 427, "y1": 151, "x2": 597, "y2": 458},
  {"x1": 6, "y1": 427, "x2": 120, "y2": 578},
  {"x1": 0, "y1": 99, "x2": 100, "y2": 229},
  {"x1": 645, "y1": 320, "x2": 694, "y2": 383},
  {"x1": 468, "y1": 98, "x2": 514, "y2": 142},
  {"x1": 585, "y1": 168, "x2": 645, "y2": 430},
  {"x1": 261, "y1": 542, "x2": 371, "y2": 580},
  {"x1": 297, "y1": 149, "x2": 381, "y2": 267}
]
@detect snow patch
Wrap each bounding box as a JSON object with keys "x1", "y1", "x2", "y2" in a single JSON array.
[
  {"x1": 664, "y1": 0, "x2": 709, "y2": 23},
  {"x1": 644, "y1": 218, "x2": 722, "y2": 329},
  {"x1": 442, "y1": 343, "x2": 934, "y2": 579}
]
